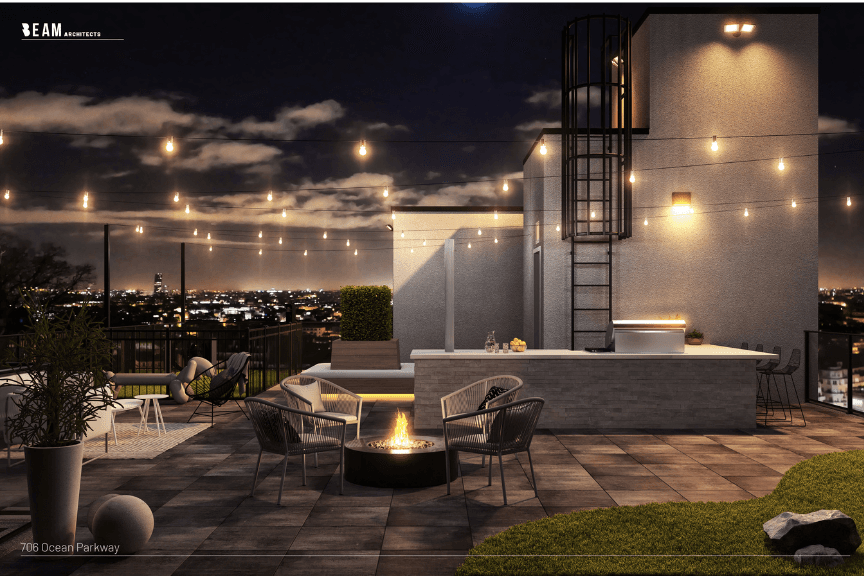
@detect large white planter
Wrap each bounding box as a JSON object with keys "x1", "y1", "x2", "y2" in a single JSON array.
[{"x1": 25, "y1": 441, "x2": 84, "y2": 555}]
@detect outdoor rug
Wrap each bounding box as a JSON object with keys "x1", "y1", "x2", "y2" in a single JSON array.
[{"x1": 81, "y1": 423, "x2": 210, "y2": 459}]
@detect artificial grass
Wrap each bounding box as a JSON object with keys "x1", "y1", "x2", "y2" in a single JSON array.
[{"x1": 458, "y1": 450, "x2": 864, "y2": 575}]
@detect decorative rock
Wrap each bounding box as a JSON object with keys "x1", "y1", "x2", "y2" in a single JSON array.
[
  {"x1": 793, "y1": 544, "x2": 845, "y2": 567},
  {"x1": 87, "y1": 493, "x2": 120, "y2": 533},
  {"x1": 91, "y1": 495, "x2": 154, "y2": 554},
  {"x1": 763, "y1": 510, "x2": 862, "y2": 555}
]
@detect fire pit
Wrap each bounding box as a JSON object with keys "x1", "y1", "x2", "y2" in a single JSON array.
[{"x1": 344, "y1": 410, "x2": 458, "y2": 488}]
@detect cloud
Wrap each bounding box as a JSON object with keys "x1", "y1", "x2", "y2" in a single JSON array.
[
  {"x1": 526, "y1": 89, "x2": 560, "y2": 108},
  {"x1": 235, "y1": 100, "x2": 345, "y2": 138},
  {"x1": 100, "y1": 170, "x2": 136, "y2": 179},
  {"x1": 462, "y1": 145, "x2": 476, "y2": 153},
  {"x1": 426, "y1": 171, "x2": 441, "y2": 180},
  {"x1": 818, "y1": 115, "x2": 858, "y2": 136},
  {"x1": 365, "y1": 122, "x2": 410, "y2": 132},
  {"x1": 515, "y1": 120, "x2": 560, "y2": 132},
  {"x1": 173, "y1": 142, "x2": 284, "y2": 171}
]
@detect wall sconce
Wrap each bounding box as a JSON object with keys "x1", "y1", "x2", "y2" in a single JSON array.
[
  {"x1": 671, "y1": 192, "x2": 693, "y2": 215},
  {"x1": 724, "y1": 23, "x2": 754, "y2": 37}
]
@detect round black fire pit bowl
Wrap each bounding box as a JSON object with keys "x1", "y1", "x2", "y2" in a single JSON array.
[{"x1": 344, "y1": 436, "x2": 458, "y2": 488}]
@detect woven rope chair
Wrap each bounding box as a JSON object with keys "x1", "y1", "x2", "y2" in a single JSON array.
[
  {"x1": 187, "y1": 353, "x2": 250, "y2": 426},
  {"x1": 280, "y1": 375, "x2": 362, "y2": 438},
  {"x1": 441, "y1": 375, "x2": 523, "y2": 468},
  {"x1": 246, "y1": 397, "x2": 346, "y2": 504},
  {"x1": 443, "y1": 397, "x2": 544, "y2": 505}
]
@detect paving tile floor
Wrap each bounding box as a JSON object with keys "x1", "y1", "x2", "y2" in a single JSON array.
[{"x1": 1, "y1": 388, "x2": 863, "y2": 575}]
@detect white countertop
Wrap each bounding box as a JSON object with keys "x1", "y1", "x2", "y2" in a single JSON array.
[{"x1": 410, "y1": 345, "x2": 777, "y2": 361}]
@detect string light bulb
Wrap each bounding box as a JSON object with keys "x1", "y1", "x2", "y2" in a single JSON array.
[
  {"x1": 166, "y1": 137, "x2": 174, "y2": 153},
  {"x1": 358, "y1": 140, "x2": 367, "y2": 156},
  {"x1": 279, "y1": 237, "x2": 282, "y2": 244},
  {"x1": 0, "y1": 129, "x2": 3, "y2": 145},
  {"x1": 468, "y1": 242, "x2": 472, "y2": 249},
  {"x1": 401, "y1": 231, "x2": 404, "y2": 238},
  {"x1": 173, "y1": 192, "x2": 179, "y2": 202},
  {"x1": 209, "y1": 245, "x2": 212, "y2": 252},
  {"x1": 392, "y1": 212, "x2": 396, "y2": 220},
  {"x1": 629, "y1": 171, "x2": 635, "y2": 183},
  {"x1": 791, "y1": 200, "x2": 797, "y2": 208},
  {"x1": 304, "y1": 249, "x2": 307, "y2": 256},
  {"x1": 354, "y1": 249, "x2": 358, "y2": 256},
  {"x1": 503, "y1": 180, "x2": 509, "y2": 192},
  {"x1": 3, "y1": 190, "x2": 8, "y2": 200},
  {"x1": 258, "y1": 230, "x2": 263, "y2": 238},
  {"x1": 644, "y1": 217, "x2": 648, "y2": 225},
  {"x1": 282, "y1": 208, "x2": 287, "y2": 217},
  {"x1": 135, "y1": 225, "x2": 139, "y2": 233},
  {"x1": 848, "y1": 197, "x2": 852, "y2": 207},
  {"x1": 494, "y1": 210, "x2": 498, "y2": 220},
  {"x1": 591, "y1": 211, "x2": 596, "y2": 218},
  {"x1": 323, "y1": 231, "x2": 327, "y2": 239},
  {"x1": 744, "y1": 208, "x2": 749, "y2": 217},
  {"x1": 423, "y1": 239, "x2": 426, "y2": 246},
  {"x1": 494, "y1": 238, "x2": 498, "y2": 243},
  {"x1": 267, "y1": 190, "x2": 273, "y2": 201},
  {"x1": 139, "y1": 226, "x2": 144, "y2": 234},
  {"x1": 83, "y1": 191, "x2": 89, "y2": 208},
  {"x1": 259, "y1": 249, "x2": 262, "y2": 255},
  {"x1": 711, "y1": 136, "x2": 718, "y2": 152},
  {"x1": 383, "y1": 187, "x2": 388, "y2": 198},
  {"x1": 478, "y1": 229, "x2": 482, "y2": 235},
  {"x1": 778, "y1": 157, "x2": 785, "y2": 171},
  {"x1": 411, "y1": 248, "x2": 414, "y2": 253},
  {"x1": 346, "y1": 239, "x2": 350, "y2": 246},
  {"x1": 185, "y1": 204, "x2": 190, "y2": 214},
  {"x1": 194, "y1": 228, "x2": 198, "y2": 236},
  {"x1": 540, "y1": 139, "x2": 547, "y2": 155},
  {"x1": 556, "y1": 224, "x2": 561, "y2": 232},
  {"x1": 207, "y1": 232, "x2": 211, "y2": 240}
]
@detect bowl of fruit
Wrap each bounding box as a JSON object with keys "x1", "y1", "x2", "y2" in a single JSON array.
[{"x1": 510, "y1": 338, "x2": 527, "y2": 352}]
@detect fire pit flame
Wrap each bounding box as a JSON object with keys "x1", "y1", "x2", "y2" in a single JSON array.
[{"x1": 367, "y1": 409, "x2": 434, "y2": 451}]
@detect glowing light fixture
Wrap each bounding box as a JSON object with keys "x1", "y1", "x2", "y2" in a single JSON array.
[
  {"x1": 185, "y1": 204, "x2": 190, "y2": 214},
  {"x1": 591, "y1": 211, "x2": 596, "y2": 218},
  {"x1": 711, "y1": 136, "x2": 718, "y2": 152},
  {"x1": 411, "y1": 248, "x2": 414, "y2": 253},
  {"x1": 744, "y1": 208, "x2": 749, "y2": 217},
  {"x1": 259, "y1": 249, "x2": 262, "y2": 255},
  {"x1": 494, "y1": 210, "x2": 498, "y2": 220},
  {"x1": 0, "y1": 129, "x2": 3, "y2": 145},
  {"x1": 400, "y1": 231, "x2": 405, "y2": 238},
  {"x1": 304, "y1": 249, "x2": 308, "y2": 256},
  {"x1": 741, "y1": 24, "x2": 754, "y2": 32},
  {"x1": 386, "y1": 224, "x2": 394, "y2": 231},
  {"x1": 540, "y1": 139, "x2": 547, "y2": 155},
  {"x1": 346, "y1": 239, "x2": 350, "y2": 246},
  {"x1": 423, "y1": 239, "x2": 426, "y2": 246},
  {"x1": 258, "y1": 230, "x2": 263, "y2": 238},
  {"x1": 282, "y1": 208, "x2": 287, "y2": 217},
  {"x1": 207, "y1": 232, "x2": 211, "y2": 240},
  {"x1": 166, "y1": 137, "x2": 174, "y2": 152},
  {"x1": 135, "y1": 225, "x2": 139, "y2": 233},
  {"x1": 611, "y1": 56, "x2": 620, "y2": 67},
  {"x1": 629, "y1": 171, "x2": 635, "y2": 183},
  {"x1": 3, "y1": 190, "x2": 9, "y2": 200},
  {"x1": 477, "y1": 229, "x2": 482, "y2": 235},
  {"x1": 671, "y1": 192, "x2": 692, "y2": 216},
  {"x1": 644, "y1": 217, "x2": 648, "y2": 225},
  {"x1": 354, "y1": 249, "x2": 358, "y2": 256},
  {"x1": 358, "y1": 140, "x2": 367, "y2": 156},
  {"x1": 139, "y1": 226, "x2": 144, "y2": 234},
  {"x1": 468, "y1": 242, "x2": 472, "y2": 248},
  {"x1": 724, "y1": 23, "x2": 754, "y2": 37},
  {"x1": 503, "y1": 180, "x2": 509, "y2": 192},
  {"x1": 323, "y1": 231, "x2": 327, "y2": 239},
  {"x1": 209, "y1": 245, "x2": 212, "y2": 252},
  {"x1": 82, "y1": 191, "x2": 89, "y2": 208},
  {"x1": 848, "y1": 196, "x2": 852, "y2": 207},
  {"x1": 174, "y1": 192, "x2": 179, "y2": 202},
  {"x1": 778, "y1": 157, "x2": 785, "y2": 171},
  {"x1": 267, "y1": 190, "x2": 273, "y2": 201},
  {"x1": 194, "y1": 228, "x2": 198, "y2": 236},
  {"x1": 383, "y1": 187, "x2": 388, "y2": 198},
  {"x1": 392, "y1": 212, "x2": 396, "y2": 220},
  {"x1": 556, "y1": 224, "x2": 560, "y2": 232},
  {"x1": 792, "y1": 200, "x2": 797, "y2": 208},
  {"x1": 494, "y1": 238, "x2": 498, "y2": 243},
  {"x1": 279, "y1": 237, "x2": 283, "y2": 244}
]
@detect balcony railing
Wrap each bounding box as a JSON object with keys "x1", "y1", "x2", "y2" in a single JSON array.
[
  {"x1": 1, "y1": 323, "x2": 303, "y2": 399},
  {"x1": 804, "y1": 330, "x2": 864, "y2": 414}
]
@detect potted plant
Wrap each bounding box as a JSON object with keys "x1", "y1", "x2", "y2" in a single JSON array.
[
  {"x1": 4, "y1": 296, "x2": 114, "y2": 555},
  {"x1": 685, "y1": 329, "x2": 704, "y2": 345},
  {"x1": 331, "y1": 285, "x2": 400, "y2": 369}
]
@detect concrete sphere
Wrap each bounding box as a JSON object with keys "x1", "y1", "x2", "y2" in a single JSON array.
[
  {"x1": 92, "y1": 495, "x2": 154, "y2": 554},
  {"x1": 87, "y1": 493, "x2": 120, "y2": 533}
]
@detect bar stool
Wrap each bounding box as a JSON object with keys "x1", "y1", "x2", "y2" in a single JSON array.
[
  {"x1": 770, "y1": 349, "x2": 806, "y2": 427},
  {"x1": 756, "y1": 346, "x2": 784, "y2": 424}
]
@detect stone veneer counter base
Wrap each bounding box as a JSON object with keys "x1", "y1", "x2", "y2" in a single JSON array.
[{"x1": 411, "y1": 345, "x2": 777, "y2": 430}]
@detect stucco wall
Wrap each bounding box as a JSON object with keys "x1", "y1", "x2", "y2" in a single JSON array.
[
  {"x1": 393, "y1": 210, "x2": 524, "y2": 363},
  {"x1": 524, "y1": 13, "x2": 818, "y2": 398}
]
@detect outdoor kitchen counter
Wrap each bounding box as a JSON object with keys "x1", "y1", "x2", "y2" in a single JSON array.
[{"x1": 411, "y1": 345, "x2": 778, "y2": 430}]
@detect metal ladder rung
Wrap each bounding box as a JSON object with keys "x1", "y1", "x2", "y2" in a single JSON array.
[
  {"x1": 573, "y1": 261, "x2": 609, "y2": 265},
  {"x1": 573, "y1": 284, "x2": 610, "y2": 287}
]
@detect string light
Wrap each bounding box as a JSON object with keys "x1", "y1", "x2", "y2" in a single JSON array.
[
  {"x1": 3, "y1": 190, "x2": 9, "y2": 200},
  {"x1": 135, "y1": 225, "x2": 139, "y2": 232},
  {"x1": 848, "y1": 197, "x2": 852, "y2": 207},
  {"x1": 209, "y1": 245, "x2": 212, "y2": 252},
  {"x1": 792, "y1": 200, "x2": 797, "y2": 208},
  {"x1": 392, "y1": 212, "x2": 396, "y2": 220},
  {"x1": 346, "y1": 239, "x2": 350, "y2": 246},
  {"x1": 423, "y1": 239, "x2": 426, "y2": 246},
  {"x1": 304, "y1": 249, "x2": 307, "y2": 256},
  {"x1": 468, "y1": 242, "x2": 472, "y2": 248},
  {"x1": 644, "y1": 217, "x2": 648, "y2": 225},
  {"x1": 282, "y1": 208, "x2": 287, "y2": 217},
  {"x1": 207, "y1": 232, "x2": 211, "y2": 240},
  {"x1": 0, "y1": 129, "x2": 3, "y2": 145},
  {"x1": 193, "y1": 228, "x2": 198, "y2": 236},
  {"x1": 259, "y1": 248, "x2": 262, "y2": 255},
  {"x1": 82, "y1": 191, "x2": 88, "y2": 208},
  {"x1": 478, "y1": 229, "x2": 482, "y2": 235},
  {"x1": 411, "y1": 248, "x2": 414, "y2": 253},
  {"x1": 494, "y1": 210, "x2": 498, "y2": 220},
  {"x1": 540, "y1": 138, "x2": 547, "y2": 155},
  {"x1": 401, "y1": 231, "x2": 405, "y2": 238},
  {"x1": 185, "y1": 204, "x2": 190, "y2": 214},
  {"x1": 267, "y1": 190, "x2": 273, "y2": 201},
  {"x1": 711, "y1": 136, "x2": 718, "y2": 152},
  {"x1": 778, "y1": 157, "x2": 785, "y2": 171},
  {"x1": 591, "y1": 211, "x2": 596, "y2": 218},
  {"x1": 383, "y1": 187, "x2": 388, "y2": 198},
  {"x1": 744, "y1": 208, "x2": 749, "y2": 217},
  {"x1": 503, "y1": 180, "x2": 509, "y2": 192},
  {"x1": 258, "y1": 230, "x2": 263, "y2": 238},
  {"x1": 166, "y1": 137, "x2": 174, "y2": 153},
  {"x1": 494, "y1": 238, "x2": 498, "y2": 243},
  {"x1": 173, "y1": 192, "x2": 179, "y2": 202},
  {"x1": 323, "y1": 231, "x2": 327, "y2": 239},
  {"x1": 358, "y1": 140, "x2": 367, "y2": 156},
  {"x1": 630, "y1": 171, "x2": 635, "y2": 183},
  {"x1": 354, "y1": 248, "x2": 358, "y2": 256},
  {"x1": 556, "y1": 224, "x2": 561, "y2": 232},
  {"x1": 279, "y1": 237, "x2": 283, "y2": 244},
  {"x1": 139, "y1": 226, "x2": 144, "y2": 234}
]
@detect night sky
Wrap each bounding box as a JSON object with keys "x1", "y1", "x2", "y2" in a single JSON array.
[{"x1": 0, "y1": 3, "x2": 861, "y2": 290}]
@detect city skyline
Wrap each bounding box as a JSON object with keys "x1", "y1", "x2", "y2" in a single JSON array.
[{"x1": 1, "y1": 4, "x2": 862, "y2": 289}]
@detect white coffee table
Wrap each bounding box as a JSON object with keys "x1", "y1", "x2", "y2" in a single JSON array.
[{"x1": 134, "y1": 394, "x2": 169, "y2": 436}]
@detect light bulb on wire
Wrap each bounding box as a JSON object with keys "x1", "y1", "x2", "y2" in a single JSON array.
[
  {"x1": 644, "y1": 217, "x2": 648, "y2": 225},
  {"x1": 503, "y1": 180, "x2": 509, "y2": 192},
  {"x1": 0, "y1": 129, "x2": 3, "y2": 145},
  {"x1": 792, "y1": 200, "x2": 797, "y2": 208},
  {"x1": 346, "y1": 239, "x2": 350, "y2": 247},
  {"x1": 279, "y1": 237, "x2": 283, "y2": 244},
  {"x1": 591, "y1": 211, "x2": 596, "y2": 218},
  {"x1": 3, "y1": 190, "x2": 9, "y2": 200},
  {"x1": 207, "y1": 232, "x2": 211, "y2": 240},
  {"x1": 166, "y1": 137, "x2": 174, "y2": 153},
  {"x1": 744, "y1": 208, "x2": 749, "y2": 217},
  {"x1": 392, "y1": 212, "x2": 396, "y2": 220},
  {"x1": 401, "y1": 231, "x2": 404, "y2": 238},
  {"x1": 423, "y1": 239, "x2": 426, "y2": 246},
  {"x1": 282, "y1": 208, "x2": 287, "y2": 217},
  {"x1": 173, "y1": 192, "x2": 179, "y2": 202},
  {"x1": 259, "y1": 249, "x2": 262, "y2": 255},
  {"x1": 494, "y1": 238, "x2": 498, "y2": 244},
  {"x1": 629, "y1": 171, "x2": 635, "y2": 183},
  {"x1": 209, "y1": 246, "x2": 212, "y2": 252},
  {"x1": 478, "y1": 229, "x2": 482, "y2": 236},
  {"x1": 411, "y1": 248, "x2": 414, "y2": 253},
  {"x1": 185, "y1": 204, "x2": 190, "y2": 214},
  {"x1": 304, "y1": 249, "x2": 308, "y2": 256},
  {"x1": 139, "y1": 226, "x2": 144, "y2": 234},
  {"x1": 383, "y1": 187, "x2": 388, "y2": 198},
  {"x1": 494, "y1": 210, "x2": 498, "y2": 220},
  {"x1": 778, "y1": 157, "x2": 785, "y2": 171},
  {"x1": 540, "y1": 138, "x2": 547, "y2": 155},
  {"x1": 193, "y1": 228, "x2": 198, "y2": 236},
  {"x1": 82, "y1": 191, "x2": 89, "y2": 209},
  {"x1": 847, "y1": 197, "x2": 852, "y2": 207},
  {"x1": 354, "y1": 249, "x2": 358, "y2": 256},
  {"x1": 468, "y1": 242, "x2": 472, "y2": 249},
  {"x1": 323, "y1": 231, "x2": 327, "y2": 239},
  {"x1": 135, "y1": 225, "x2": 139, "y2": 233},
  {"x1": 267, "y1": 190, "x2": 272, "y2": 201},
  {"x1": 258, "y1": 231, "x2": 263, "y2": 238},
  {"x1": 358, "y1": 140, "x2": 367, "y2": 156},
  {"x1": 556, "y1": 224, "x2": 561, "y2": 232},
  {"x1": 711, "y1": 136, "x2": 718, "y2": 152}
]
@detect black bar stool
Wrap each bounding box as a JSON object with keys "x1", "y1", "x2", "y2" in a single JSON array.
[{"x1": 769, "y1": 349, "x2": 806, "y2": 427}]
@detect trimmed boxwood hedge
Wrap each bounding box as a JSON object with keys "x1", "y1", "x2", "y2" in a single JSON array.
[{"x1": 339, "y1": 285, "x2": 393, "y2": 341}]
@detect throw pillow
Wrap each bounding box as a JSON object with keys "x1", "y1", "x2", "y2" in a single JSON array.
[
  {"x1": 286, "y1": 381, "x2": 326, "y2": 413},
  {"x1": 177, "y1": 360, "x2": 197, "y2": 385},
  {"x1": 478, "y1": 386, "x2": 508, "y2": 411}
]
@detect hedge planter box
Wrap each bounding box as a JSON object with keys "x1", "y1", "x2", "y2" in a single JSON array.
[{"x1": 331, "y1": 339, "x2": 402, "y2": 370}]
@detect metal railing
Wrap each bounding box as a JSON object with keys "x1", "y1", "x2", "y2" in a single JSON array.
[
  {"x1": 1, "y1": 323, "x2": 303, "y2": 399},
  {"x1": 804, "y1": 330, "x2": 864, "y2": 415}
]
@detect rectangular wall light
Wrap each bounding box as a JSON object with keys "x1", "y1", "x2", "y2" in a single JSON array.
[{"x1": 671, "y1": 192, "x2": 693, "y2": 215}]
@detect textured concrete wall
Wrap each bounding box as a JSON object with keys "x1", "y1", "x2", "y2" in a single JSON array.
[
  {"x1": 414, "y1": 357, "x2": 756, "y2": 430},
  {"x1": 393, "y1": 211, "x2": 524, "y2": 363},
  {"x1": 524, "y1": 14, "x2": 818, "y2": 400}
]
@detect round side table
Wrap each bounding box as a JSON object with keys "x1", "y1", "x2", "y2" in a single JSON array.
[{"x1": 134, "y1": 394, "x2": 169, "y2": 436}]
